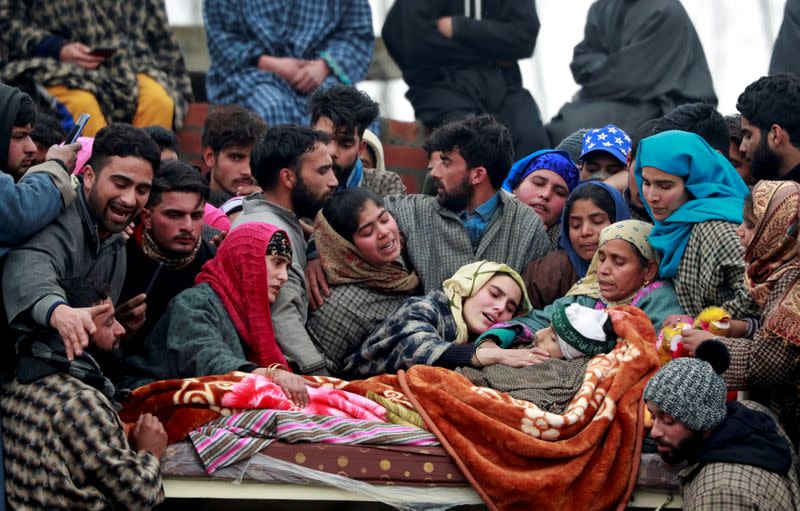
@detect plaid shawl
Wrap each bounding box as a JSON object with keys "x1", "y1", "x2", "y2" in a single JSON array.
[
  {"x1": 0, "y1": 0, "x2": 192, "y2": 127},
  {"x1": 203, "y1": 0, "x2": 373, "y2": 126}
]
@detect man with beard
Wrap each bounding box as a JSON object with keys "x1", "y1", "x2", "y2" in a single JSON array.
[
  {"x1": 644, "y1": 340, "x2": 800, "y2": 510},
  {"x1": 233, "y1": 126, "x2": 336, "y2": 374},
  {"x1": 736, "y1": 74, "x2": 800, "y2": 183},
  {"x1": 306, "y1": 115, "x2": 551, "y2": 306},
  {"x1": 0, "y1": 84, "x2": 80, "y2": 257},
  {"x1": 3, "y1": 124, "x2": 159, "y2": 361},
  {"x1": 1, "y1": 277, "x2": 166, "y2": 510},
  {"x1": 309, "y1": 85, "x2": 405, "y2": 196},
  {"x1": 109, "y1": 160, "x2": 216, "y2": 383}
]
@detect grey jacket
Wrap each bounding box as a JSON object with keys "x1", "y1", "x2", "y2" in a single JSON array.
[
  {"x1": 3, "y1": 186, "x2": 126, "y2": 330},
  {"x1": 232, "y1": 195, "x2": 325, "y2": 373},
  {"x1": 383, "y1": 190, "x2": 551, "y2": 292}
]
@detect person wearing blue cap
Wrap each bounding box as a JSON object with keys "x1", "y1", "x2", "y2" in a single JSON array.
[
  {"x1": 634, "y1": 130, "x2": 761, "y2": 323},
  {"x1": 502, "y1": 150, "x2": 579, "y2": 241},
  {"x1": 578, "y1": 124, "x2": 631, "y2": 181}
]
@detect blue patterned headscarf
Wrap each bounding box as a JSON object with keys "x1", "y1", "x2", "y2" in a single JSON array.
[
  {"x1": 502, "y1": 149, "x2": 579, "y2": 193},
  {"x1": 634, "y1": 130, "x2": 749, "y2": 278},
  {"x1": 558, "y1": 181, "x2": 632, "y2": 277}
]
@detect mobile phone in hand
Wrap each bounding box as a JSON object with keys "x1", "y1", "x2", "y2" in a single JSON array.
[
  {"x1": 144, "y1": 262, "x2": 164, "y2": 296},
  {"x1": 89, "y1": 46, "x2": 117, "y2": 58},
  {"x1": 64, "y1": 113, "x2": 90, "y2": 144}
]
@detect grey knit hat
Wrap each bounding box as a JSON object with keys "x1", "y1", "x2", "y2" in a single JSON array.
[
  {"x1": 554, "y1": 128, "x2": 589, "y2": 165},
  {"x1": 643, "y1": 340, "x2": 730, "y2": 431}
]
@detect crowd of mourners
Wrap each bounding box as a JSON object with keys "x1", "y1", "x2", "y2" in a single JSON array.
[{"x1": 2, "y1": 0, "x2": 800, "y2": 510}]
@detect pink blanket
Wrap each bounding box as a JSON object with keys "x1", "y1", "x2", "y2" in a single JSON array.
[{"x1": 221, "y1": 373, "x2": 387, "y2": 422}]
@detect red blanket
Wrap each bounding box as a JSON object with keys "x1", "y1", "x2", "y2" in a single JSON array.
[{"x1": 120, "y1": 372, "x2": 247, "y2": 443}]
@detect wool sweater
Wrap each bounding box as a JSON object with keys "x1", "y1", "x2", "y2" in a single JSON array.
[
  {"x1": 383, "y1": 191, "x2": 551, "y2": 292},
  {"x1": 344, "y1": 289, "x2": 477, "y2": 377},
  {"x1": 307, "y1": 284, "x2": 409, "y2": 375}
]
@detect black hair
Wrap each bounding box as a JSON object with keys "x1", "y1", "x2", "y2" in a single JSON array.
[
  {"x1": 86, "y1": 123, "x2": 161, "y2": 176},
  {"x1": 14, "y1": 94, "x2": 37, "y2": 128},
  {"x1": 423, "y1": 114, "x2": 514, "y2": 190},
  {"x1": 322, "y1": 188, "x2": 385, "y2": 243},
  {"x1": 737, "y1": 74, "x2": 800, "y2": 149},
  {"x1": 564, "y1": 183, "x2": 616, "y2": 224},
  {"x1": 652, "y1": 103, "x2": 729, "y2": 156},
  {"x1": 725, "y1": 114, "x2": 743, "y2": 146},
  {"x1": 31, "y1": 111, "x2": 66, "y2": 147},
  {"x1": 308, "y1": 85, "x2": 380, "y2": 138},
  {"x1": 602, "y1": 317, "x2": 619, "y2": 345},
  {"x1": 251, "y1": 125, "x2": 331, "y2": 190},
  {"x1": 59, "y1": 277, "x2": 111, "y2": 308},
  {"x1": 147, "y1": 159, "x2": 210, "y2": 207},
  {"x1": 143, "y1": 125, "x2": 179, "y2": 154},
  {"x1": 629, "y1": 118, "x2": 660, "y2": 160},
  {"x1": 202, "y1": 104, "x2": 267, "y2": 153}
]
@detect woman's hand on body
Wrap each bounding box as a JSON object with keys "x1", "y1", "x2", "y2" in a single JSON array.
[
  {"x1": 475, "y1": 345, "x2": 550, "y2": 368},
  {"x1": 272, "y1": 369, "x2": 311, "y2": 408}
]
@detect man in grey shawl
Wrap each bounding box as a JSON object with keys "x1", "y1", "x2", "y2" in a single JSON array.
[
  {"x1": 307, "y1": 115, "x2": 552, "y2": 302},
  {"x1": 546, "y1": 0, "x2": 717, "y2": 145}
]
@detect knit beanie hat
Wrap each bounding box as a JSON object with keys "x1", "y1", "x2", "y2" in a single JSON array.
[
  {"x1": 644, "y1": 340, "x2": 730, "y2": 431},
  {"x1": 555, "y1": 128, "x2": 590, "y2": 164},
  {"x1": 551, "y1": 303, "x2": 617, "y2": 359}
]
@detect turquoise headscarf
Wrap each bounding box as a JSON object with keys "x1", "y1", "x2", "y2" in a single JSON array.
[{"x1": 634, "y1": 130, "x2": 749, "y2": 278}]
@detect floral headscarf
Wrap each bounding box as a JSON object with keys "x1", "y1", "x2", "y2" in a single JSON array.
[
  {"x1": 744, "y1": 181, "x2": 800, "y2": 345},
  {"x1": 567, "y1": 220, "x2": 655, "y2": 305}
]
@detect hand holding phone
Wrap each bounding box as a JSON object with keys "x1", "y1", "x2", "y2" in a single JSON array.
[
  {"x1": 145, "y1": 263, "x2": 164, "y2": 297},
  {"x1": 89, "y1": 46, "x2": 117, "y2": 59},
  {"x1": 64, "y1": 113, "x2": 90, "y2": 144}
]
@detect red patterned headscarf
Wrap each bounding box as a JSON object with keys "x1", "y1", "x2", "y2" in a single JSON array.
[{"x1": 195, "y1": 223, "x2": 290, "y2": 368}]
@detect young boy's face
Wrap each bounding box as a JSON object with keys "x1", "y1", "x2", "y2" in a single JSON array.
[
  {"x1": 534, "y1": 325, "x2": 564, "y2": 359},
  {"x1": 580, "y1": 152, "x2": 625, "y2": 181}
]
